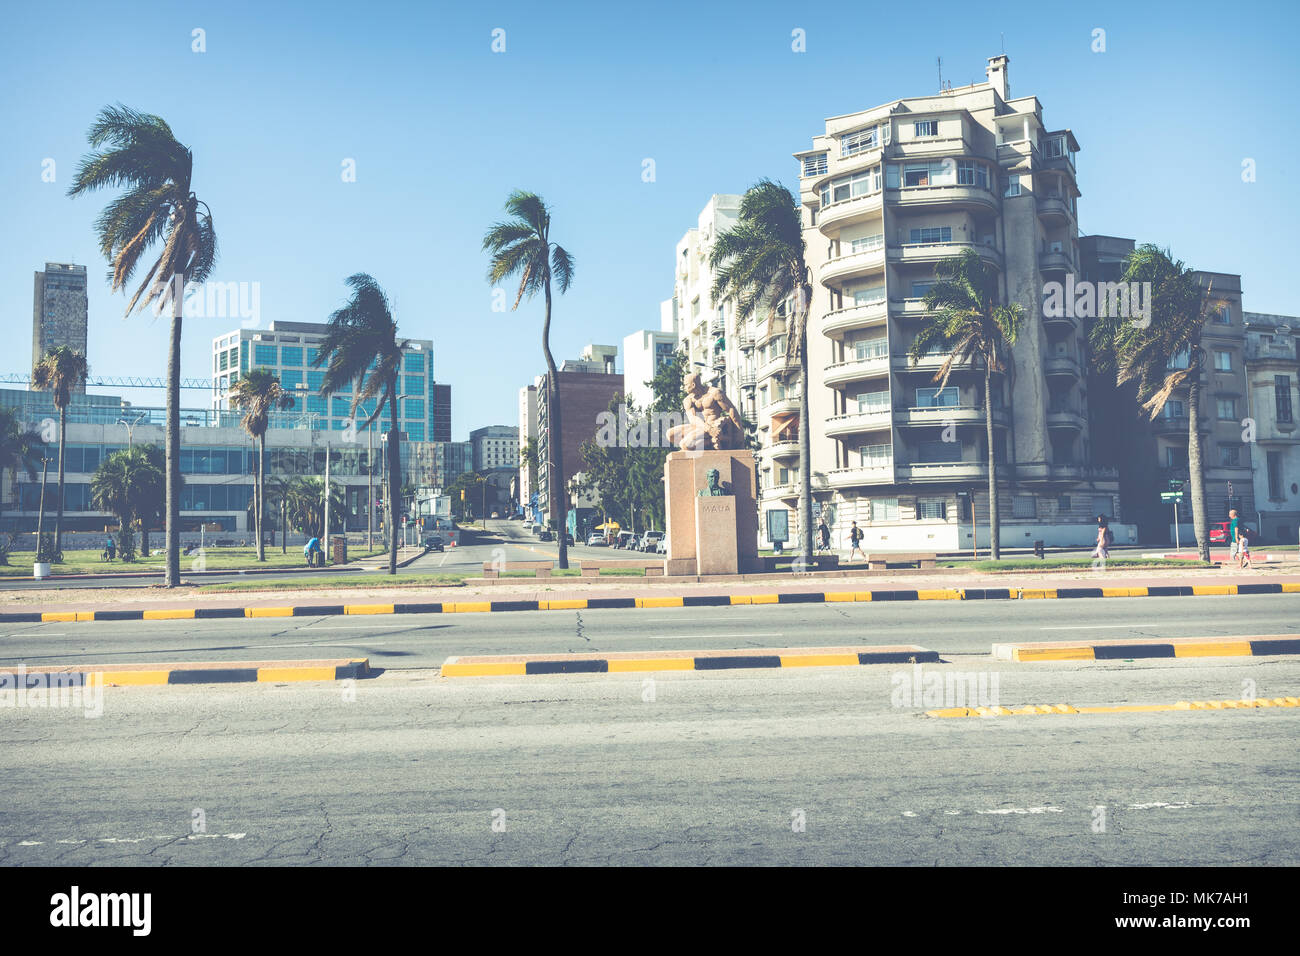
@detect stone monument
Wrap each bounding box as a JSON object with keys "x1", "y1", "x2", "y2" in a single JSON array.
[{"x1": 663, "y1": 373, "x2": 760, "y2": 576}]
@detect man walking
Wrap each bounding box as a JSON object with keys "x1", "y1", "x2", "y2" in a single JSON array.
[
  {"x1": 848, "y1": 521, "x2": 867, "y2": 562},
  {"x1": 1227, "y1": 509, "x2": 1241, "y2": 564}
]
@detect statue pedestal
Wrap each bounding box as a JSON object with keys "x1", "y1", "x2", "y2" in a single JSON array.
[{"x1": 664, "y1": 449, "x2": 759, "y2": 576}]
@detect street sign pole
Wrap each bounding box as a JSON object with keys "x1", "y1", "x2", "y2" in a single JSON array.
[{"x1": 1173, "y1": 499, "x2": 1180, "y2": 553}]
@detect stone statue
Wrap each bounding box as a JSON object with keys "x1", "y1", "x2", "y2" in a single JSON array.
[
  {"x1": 697, "y1": 468, "x2": 729, "y2": 497},
  {"x1": 665, "y1": 372, "x2": 746, "y2": 451}
]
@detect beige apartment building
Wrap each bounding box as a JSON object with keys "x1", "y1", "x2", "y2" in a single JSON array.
[
  {"x1": 754, "y1": 54, "x2": 1123, "y2": 551},
  {"x1": 1244, "y1": 313, "x2": 1300, "y2": 542}
]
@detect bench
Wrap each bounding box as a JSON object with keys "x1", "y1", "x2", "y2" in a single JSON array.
[
  {"x1": 578, "y1": 560, "x2": 665, "y2": 577},
  {"x1": 865, "y1": 552, "x2": 937, "y2": 570},
  {"x1": 482, "y1": 560, "x2": 554, "y2": 579}
]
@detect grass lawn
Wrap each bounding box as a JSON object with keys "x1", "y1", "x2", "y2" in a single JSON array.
[
  {"x1": 198, "y1": 573, "x2": 467, "y2": 593},
  {"x1": 0, "y1": 546, "x2": 389, "y2": 577},
  {"x1": 500, "y1": 568, "x2": 647, "y2": 578},
  {"x1": 939, "y1": 557, "x2": 1212, "y2": 571}
]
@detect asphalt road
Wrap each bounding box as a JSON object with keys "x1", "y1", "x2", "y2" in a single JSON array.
[
  {"x1": 2, "y1": 593, "x2": 1296, "y2": 670},
  {"x1": 2, "y1": 658, "x2": 1295, "y2": 865}
]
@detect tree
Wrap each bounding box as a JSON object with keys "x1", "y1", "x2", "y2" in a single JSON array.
[
  {"x1": 311, "y1": 274, "x2": 405, "y2": 573},
  {"x1": 130, "y1": 444, "x2": 166, "y2": 557},
  {"x1": 483, "y1": 191, "x2": 575, "y2": 567},
  {"x1": 520, "y1": 437, "x2": 539, "y2": 498},
  {"x1": 1089, "y1": 244, "x2": 1218, "y2": 561},
  {"x1": 69, "y1": 104, "x2": 218, "y2": 586},
  {"x1": 710, "y1": 180, "x2": 814, "y2": 562},
  {"x1": 909, "y1": 248, "x2": 1022, "y2": 560},
  {"x1": 32, "y1": 346, "x2": 89, "y2": 556},
  {"x1": 648, "y1": 348, "x2": 688, "y2": 414},
  {"x1": 0, "y1": 408, "x2": 41, "y2": 519},
  {"x1": 228, "y1": 368, "x2": 295, "y2": 562},
  {"x1": 285, "y1": 476, "x2": 348, "y2": 539},
  {"x1": 266, "y1": 476, "x2": 292, "y2": 554},
  {"x1": 90, "y1": 446, "x2": 160, "y2": 562},
  {"x1": 446, "y1": 471, "x2": 484, "y2": 521}
]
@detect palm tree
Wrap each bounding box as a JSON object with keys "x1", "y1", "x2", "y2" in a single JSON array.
[
  {"x1": 90, "y1": 447, "x2": 158, "y2": 562},
  {"x1": 0, "y1": 408, "x2": 41, "y2": 519},
  {"x1": 285, "y1": 476, "x2": 347, "y2": 540},
  {"x1": 909, "y1": 248, "x2": 1023, "y2": 560},
  {"x1": 228, "y1": 369, "x2": 295, "y2": 562},
  {"x1": 69, "y1": 104, "x2": 218, "y2": 586},
  {"x1": 710, "y1": 180, "x2": 814, "y2": 561},
  {"x1": 131, "y1": 444, "x2": 166, "y2": 557},
  {"x1": 32, "y1": 346, "x2": 89, "y2": 556},
  {"x1": 1089, "y1": 244, "x2": 1217, "y2": 561},
  {"x1": 266, "y1": 476, "x2": 293, "y2": 554},
  {"x1": 483, "y1": 191, "x2": 575, "y2": 568},
  {"x1": 311, "y1": 274, "x2": 405, "y2": 573}
]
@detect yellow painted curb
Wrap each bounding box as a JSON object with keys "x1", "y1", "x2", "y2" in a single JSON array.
[
  {"x1": 246, "y1": 607, "x2": 294, "y2": 618},
  {"x1": 930, "y1": 696, "x2": 1300, "y2": 718},
  {"x1": 444, "y1": 602, "x2": 492, "y2": 613},
  {"x1": 823, "y1": 592, "x2": 858, "y2": 603},
  {"x1": 440, "y1": 661, "x2": 526, "y2": 676},
  {"x1": 142, "y1": 609, "x2": 195, "y2": 620},
  {"x1": 606, "y1": 658, "x2": 694, "y2": 673},
  {"x1": 41, "y1": 612, "x2": 78, "y2": 622},
  {"x1": 749, "y1": 594, "x2": 780, "y2": 605},
  {"x1": 917, "y1": 589, "x2": 961, "y2": 601},
  {"x1": 542, "y1": 600, "x2": 588, "y2": 611},
  {"x1": 636, "y1": 596, "x2": 684, "y2": 608},
  {"x1": 1191, "y1": 585, "x2": 1237, "y2": 596},
  {"x1": 1019, "y1": 589, "x2": 1056, "y2": 600},
  {"x1": 1173, "y1": 641, "x2": 1253, "y2": 658},
  {"x1": 778, "y1": 653, "x2": 860, "y2": 668},
  {"x1": 258, "y1": 667, "x2": 336, "y2": 682},
  {"x1": 1011, "y1": 646, "x2": 1096, "y2": 662},
  {"x1": 1282, "y1": 582, "x2": 1300, "y2": 593},
  {"x1": 100, "y1": 670, "x2": 170, "y2": 686},
  {"x1": 1103, "y1": 587, "x2": 1146, "y2": 598},
  {"x1": 344, "y1": 604, "x2": 394, "y2": 615}
]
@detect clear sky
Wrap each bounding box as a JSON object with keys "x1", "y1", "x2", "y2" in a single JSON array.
[{"x1": 3, "y1": 0, "x2": 1297, "y2": 438}]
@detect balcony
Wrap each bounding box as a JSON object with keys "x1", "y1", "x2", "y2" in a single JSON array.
[
  {"x1": 892, "y1": 351, "x2": 977, "y2": 374},
  {"x1": 737, "y1": 372, "x2": 757, "y2": 388},
  {"x1": 825, "y1": 408, "x2": 892, "y2": 437},
  {"x1": 1037, "y1": 195, "x2": 1074, "y2": 225},
  {"x1": 757, "y1": 351, "x2": 793, "y2": 381},
  {"x1": 816, "y1": 191, "x2": 885, "y2": 235},
  {"x1": 821, "y1": 300, "x2": 887, "y2": 337},
  {"x1": 1043, "y1": 354, "x2": 1082, "y2": 379},
  {"x1": 763, "y1": 481, "x2": 800, "y2": 500},
  {"x1": 825, "y1": 462, "x2": 895, "y2": 487},
  {"x1": 736, "y1": 330, "x2": 756, "y2": 350},
  {"x1": 818, "y1": 247, "x2": 887, "y2": 287},
  {"x1": 1041, "y1": 310, "x2": 1080, "y2": 334},
  {"x1": 889, "y1": 241, "x2": 1002, "y2": 272},
  {"x1": 888, "y1": 183, "x2": 997, "y2": 214},
  {"x1": 896, "y1": 461, "x2": 987, "y2": 481},
  {"x1": 895, "y1": 405, "x2": 1008, "y2": 428},
  {"x1": 1039, "y1": 249, "x2": 1073, "y2": 273},
  {"x1": 824, "y1": 354, "x2": 889, "y2": 387},
  {"x1": 1046, "y1": 408, "x2": 1085, "y2": 431},
  {"x1": 891, "y1": 297, "x2": 937, "y2": 320},
  {"x1": 762, "y1": 392, "x2": 802, "y2": 417},
  {"x1": 1153, "y1": 415, "x2": 1189, "y2": 436},
  {"x1": 766, "y1": 438, "x2": 800, "y2": 460}
]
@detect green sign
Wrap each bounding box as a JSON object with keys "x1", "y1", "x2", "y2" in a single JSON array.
[
  {"x1": 1160, "y1": 491, "x2": 1183, "y2": 502},
  {"x1": 1168, "y1": 479, "x2": 1184, "y2": 492}
]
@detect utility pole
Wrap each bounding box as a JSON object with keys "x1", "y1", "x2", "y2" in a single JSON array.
[
  {"x1": 367, "y1": 422, "x2": 374, "y2": 552},
  {"x1": 323, "y1": 439, "x2": 331, "y2": 564}
]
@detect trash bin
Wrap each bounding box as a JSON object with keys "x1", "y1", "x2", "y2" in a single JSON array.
[
  {"x1": 332, "y1": 537, "x2": 348, "y2": 565},
  {"x1": 1033, "y1": 540, "x2": 1045, "y2": 559}
]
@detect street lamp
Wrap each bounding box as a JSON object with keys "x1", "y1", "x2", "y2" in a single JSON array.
[
  {"x1": 475, "y1": 476, "x2": 488, "y2": 529},
  {"x1": 353, "y1": 394, "x2": 411, "y2": 553},
  {"x1": 116, "y1": 411, "x2": 147, "y2": 449}
]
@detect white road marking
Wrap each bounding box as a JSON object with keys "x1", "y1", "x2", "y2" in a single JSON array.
[
  {"x1": 975, "y1": 806, "x2": 1064, "y2": 815},
  {"x1": 643, "y1": 631, "x2": 787, "y2": 641},
  {"x1": 254, "y1": 640, "x2": 389, "y2": 648},
  {"x1": 1040, "y1": 624, "x2": 1163, "y2": 630},
  {"x1": 1127, "y1": 801, "x2": 1194, "y2": 810}
]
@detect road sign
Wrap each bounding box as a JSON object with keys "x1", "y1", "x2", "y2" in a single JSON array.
[
  {"x1": 1160, "y1": 491, "x2": 1183, "y2": 502},
  {"x1": 1168, "y1": 479, "x2": 1184, "y2": 492}
]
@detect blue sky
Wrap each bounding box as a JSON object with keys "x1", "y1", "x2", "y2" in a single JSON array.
[{"x1": 2, "y1": 0, "x2": 1297, "y2": 437}]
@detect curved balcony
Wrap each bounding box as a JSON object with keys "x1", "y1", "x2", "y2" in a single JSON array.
[
  {"x1": 892, "y1": 352, "x2": 978, "y2": 374},
  {"x1": 888, "y1": 183, "x2": 997, "y2": 214},
  {"x1": 766, "y1": 438, "x2": 800, "y2": 460},
  {"x1": 757, "y1": 352, "x2": 794, "y2": 382},
  {"x1": 888, "y1": 241, "x2": 1002, "y2": 272},
  {"x1": 825, "y1": 462, "x2": 895, "y2": 488},
  {"x1": 1039, "y1": 249, "x2": 1073, "y2": 273},
  {"x1": 824, "y1": 355, "x2": 889, "y2": 388},
  {"x1": 1041, "y1": 311, "x2": 1080, "y2": 334},
  {"x1": 895, "y1": 461, "x2": 987, "y2": 482},
  {"x1": 1046, "y1": 409, "x2": 1085, "y2": 431},
  {"x1": 1037, "y1": 196, "x2": 1074, "y2": 225},
  {"x1": 818, "y1": 247, "x2": 886, "y2": 287},
  {"x1": 762, "y1": 482, "x2": 800, "y2": 500},
  {"x1": 825, "y1": 408, "x2": 892, "y2": 438},
  {"x1": 1044, "y1": 355, "x2": 1082, "y2": 380},
  {"x1": 816, "y1": 192, "x2": 885, "y2": 235},
  {"x1": 820, "y1": 300, "x2": 887, "y2": 338},
  {"x1": 895, "y1": 405, "x2": 1009, "y2": 428},
  {"x1": 891, "y1": 297, "x2": 937, "y2": 320},
  {"x1": 762, "y1": 393, "x2": 801, "y2": 417},
  {"x1": 1152, "y1": 415, "x2": 1189, "y2": 436}
]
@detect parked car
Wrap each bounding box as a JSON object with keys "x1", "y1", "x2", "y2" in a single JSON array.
[
  {"x1": 1209, "y1": 521, "x2": 1231, "y2": 544},
  {"x1": 423, "y1": 534, "x2": 444, "y2": 553},
  {"x1": 614, "y1": 531, "x2": 637, "y2": 550},
  {"x1": 531, "y1": 524, "x2": 544, "y2": 535},
  {"x1": 655, "y1": 537, "x2": 667, "y2": 555},
  {"x1": 586, "y1": 532, "x2": 608, "y2": 547},
  {"x1": 638, "y1": 530, "x2": 664, "y2": 552}
]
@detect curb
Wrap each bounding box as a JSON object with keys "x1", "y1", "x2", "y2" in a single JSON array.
[
  {"x1": 441, "y1": 645, "x2": 940, "y2": 677},
  {"x1": 7, "y1": 658, "x2": 370, "y2": 686},
  {"x1": 4, "y1": 580, "x2": 1296, "y2": 625},
  {"x1": 992, "y1": 635, "x2": 1300, "y2": 662},
  {"x1": 927, "y1": 696, "x2": 1300, "y2": 718}
]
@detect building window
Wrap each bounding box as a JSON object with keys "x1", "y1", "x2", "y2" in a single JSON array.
[
  {"x1": 1268, "y1": 451, "x2": 1283, "y2": 499},
  {"x1": 914, "y1": 120, "x2": 938, "y2": 137},
  {"x1": 802, "y1": 153, "x2": 828, "y2": 177},
  {"x1": 1216, "y1": 398, "x2": 1236, "y2": 420},
  {"x1": 871, "y1": 497, "x2": 899, "y2": 521},
  {"x1": 403, "y1": 352, "x2": 425, "y2": 374},
  {"x1": 849, "y1": 234, "x2": 884, "y2": 254},
  {"x1": 1091, "y1": 496, "x2": 1112, "y2": 518},
  {"x1": 916, "y1": 497, "x2": 946, "y2": 519},
  {"x1": 916, "y1": 386, "x2": 958, "y2": 408},
  {"x1": 903, "y1": 161, "x2": 955, "y2": 187},
  {"x1": 1003, "y1": 174, "x2": 1022, "y2": 197},
  {"x1": 910, "y1": 281, "x2": 936, "y2": 298},
  {"x1": 218, "y1": 351, "x2": 229, "y2": 371},
  {"x1": 908, "y1": 226, "x2": 952, "y2": 245},
  {"x1": 857, "y1": 443, "x2": 890, "y2": 465},
  {"x1": 853, "y1": 284, "x2": 885, "y2": 306},
  {"x1": 308, "y1": 371, "x2": 325, "y2": 392},
  {"x1": 1276, "y1": 376, "x2": 1293, "y2": 424},
  {"x1": 254, "y1": 344, "x2": 277, "y2": 366},
  {"x1": 280, "y1": 370, "x2": 302, "y2": 390},
  {"x1": 917, "y1": 440, "x2": 961, "y2": 462},
  {"x1": 819, "y1": 167, "x2": 881, "y2": 206},
  {"x1": 1162, "y1": 400, "x2": 1185, "y2": 419},
  {"x1": 1214, "y1": 351, "x2": 1232, "y2": 371},
  {"x1": 1165, "y1": 446, "x2": 1186, "y2": 469},
  {"x1": 1044, "y1": 137, "x2": 1066, "y2": 158},
  {"x1": 956, "y1": 160, "x2": 989, "y2": 188},
  {"x1": 841, "y1": 125, "x2": 887, "y2": 157},
  {"x1": 404, "y1": 398, "x2": 425, "y2": 420},
  {"x1": 1219, "y1": 445, "x2": 1241, "y2": 467},
  {"x1": 855, "y1": 390, "x2": 888, "y2": 412},
  {"x1": 1057, "y1": 495, "x2": 1071, "y2": 511},
  {"x1": 280, "y1": 347, "x2": 303, "y2": 367},
  {"x1": 1213, "y1": 304, "x2": 1232, "y2": 324},
  {"x1": 1012, "y1": 496, "x2": 1037, "y2": 519}
]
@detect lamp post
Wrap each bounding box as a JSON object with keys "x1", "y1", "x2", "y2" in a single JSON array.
[{"x1": 116, "y1": 411, "x2": 147, "y2": 449}]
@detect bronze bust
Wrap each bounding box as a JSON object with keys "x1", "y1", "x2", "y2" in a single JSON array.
[{"x1": 697, "y1": 468, "x2": 728, "y2": 496}]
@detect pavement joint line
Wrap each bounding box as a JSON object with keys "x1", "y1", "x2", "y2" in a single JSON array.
[
  {"x1": 3, "y1": 580, "x2": 1297, "y2": 625},
  {"x1": 991, "y1": 634, "x2": 1300, "y2": 662},
  {"x1": 927, "y1": 696, "x2": 1300, "y2": 718},
  {"x1": 440, "y1": 645, "x2": 941, "y2": 677},
  {"x1": 10, "y1": 658, "x2": 370, "y2": 686}
]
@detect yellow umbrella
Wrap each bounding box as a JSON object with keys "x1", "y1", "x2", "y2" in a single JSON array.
[{"x1": 595, "y1": 520, "x2": 620, "y2": 530}]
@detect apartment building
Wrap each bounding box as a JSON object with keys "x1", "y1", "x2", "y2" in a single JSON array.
[
  {"x1": 470, "y1": 424, "x2": 519, "y2": 473},
  {"x1": 1244, "y1": 312, "x2": 1300, "y2": 542},
  {"x1": 210, "y1": 321, "x2": 438, "y2": 442},
  {"x1": 518, "y1": 383, "x2": 539, "y2": 518},
  {"x1": 621, "y1": 329, "x2": 679, "y2": 412},
  {"x1": 777, "y1": 54, "x2": 1123, "y2": 550},
  {"x1": 32, "y1": 262, "x2": 89, "y2": 389}
]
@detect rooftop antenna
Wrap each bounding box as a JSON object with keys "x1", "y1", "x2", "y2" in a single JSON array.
[
  {"x1": 1001, "y1": 32, "x2": 1006, "y2": 54},
  {"x1": 937, "y1": 56, "x2": 943, "y2": 92}
]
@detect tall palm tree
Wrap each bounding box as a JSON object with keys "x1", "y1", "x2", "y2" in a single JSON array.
[
  {"x1": 90, "y1": 446, "x2": 157, "y2": 562},
  {"x1": 0, "y1": 408, "x2": 41, "y2": 519},
  {"x1": 483, "y1": 191, "x2": 575, "y2": 568},
  {"x1": 228, "y1": 369, "x2": 295, "y2": 562},
  {"x1": 710, "y1": 180, "x2": 814, "y2": 561},
  {"x1": 31, "y1": 346, "x2": 89, "y2": 557},
  {"x1": 312, "y1": 274, "x2": 405, "y2": 573},
  {"x1": 909, "y1": 248, "x2": 1023, "y2": 560},
  {"x1": 1089, "y1": 244, "x2": 1216, "y2": 561},
  {"x1": 69, "y1": 104, "x2": 218, "y2": 586}
]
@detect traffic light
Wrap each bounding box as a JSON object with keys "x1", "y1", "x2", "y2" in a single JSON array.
[{"x1": 460, "y1": 490, "x2": 465, "y2": 501}]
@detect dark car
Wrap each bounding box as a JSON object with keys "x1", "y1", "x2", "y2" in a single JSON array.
[
  {"x1": 424, "y1": 535, "x2": 444, "y2": 552},
  {"x1": 538, "y1": 530, "x2": 555, "y2": 542}
]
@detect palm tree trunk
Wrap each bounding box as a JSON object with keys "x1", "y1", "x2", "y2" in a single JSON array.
[
  {"x1": 35, "y1": 457, "x2": 48, "y2": 560},
  {"x1": 797, "y1": 313, "x2": 814, "y2": 564},
  {"x1": 165, "y1": 311, "x2": 182, "y2": 586},
  {"x1": 985, "y1": 366, "x2": 1000, "y2": 561},
  {"x1": 256, "y1": 435, "x2": 266, "y2": 561},
  {"x1": 281, "y1": 498, "x2": 287, "y2": 554},
  {"x1": 54, "y1": 404, "x2": 66, "y2": 558},
  {"x1": 387, "y1": 380, "x2": 400, "y2": 575},
  {"x1": 544, "y1": 281, "x2": 569, "y2": 570},
  {"x1": 1187, "y1": 370, "x2": 1210, "y2": 562}
]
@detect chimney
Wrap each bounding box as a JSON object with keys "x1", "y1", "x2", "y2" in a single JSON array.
[{"x1": 986, "y1": 54, "x2": 1010, "y2": 100}]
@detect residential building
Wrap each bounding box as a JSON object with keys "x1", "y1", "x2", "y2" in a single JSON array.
[
  {"x1": 431, "y1": 383, "x2": 452, "y2": 442},
  {"x1": 621, "y1": 328, "x2": 679, "y2": 411},
  {"x1": 32, "y1": 262, "x2": 89, "y2": 388},
  {"x1": 518, "y1": 384, "x2": 539, "y2": 518},
  {"x1": 469, "y1": 424, "x2": 519, "y2": 473},
  {"x1": 210, "y1": 321, "x2": 436, "y2": 442},
  {"x1": 781, "y1": 54, "x2": 1122, "y2": 550},
  {"x1": 1244, "y1": 312, "x2": 1300, "y2": 542}
]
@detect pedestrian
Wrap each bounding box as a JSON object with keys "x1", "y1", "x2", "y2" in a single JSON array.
[
  {"x1": 817, "y1": 519, "x2": 830, "y2": 552},
  {"x1": 1227, "y1": 509, "x2": 1240, "y2": 564},
  {"x1": 104, "y1": 535, "x2": 115, "y2": 561},
  {"x1": 1091, "y1": 515, "x2": 1112, "y2": 566},
  {"x1": 1237, "y1": 525, "x2": 1253, "y2": 570},
  {"x1": 303, "y1": 535, "x2": 322, "y2": 568},
  {"x1": 849, "y1": 520, "x2": 867, "y2": 562}
]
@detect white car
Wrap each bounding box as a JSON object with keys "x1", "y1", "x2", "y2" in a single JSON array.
[
  {"x1": 639, "y1": 530, "x2": 664, "y2": 552},
  {"x1": 586, "y1": 532, "x2": 607, "y2": 547}
]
